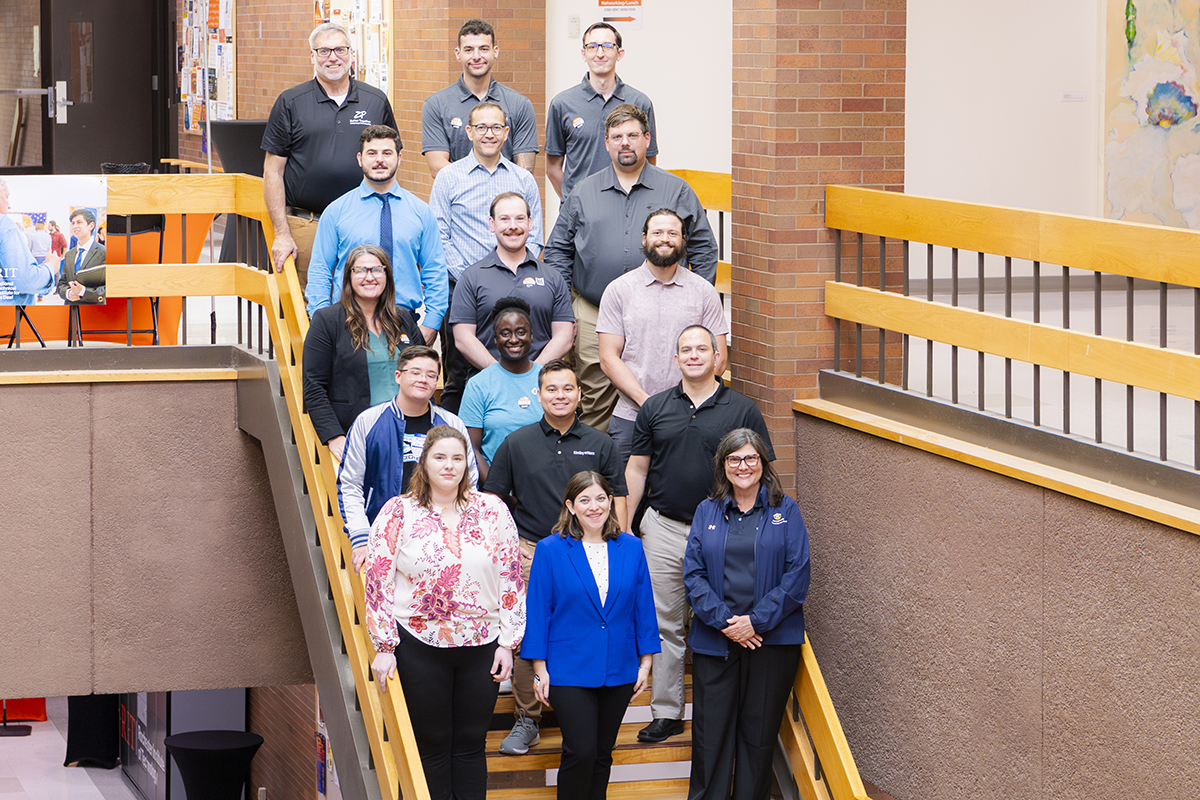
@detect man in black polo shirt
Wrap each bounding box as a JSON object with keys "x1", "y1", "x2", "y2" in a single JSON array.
[
  {"x1": 483, "y1": 359, "x2": 628, "y2": 756},
  {"x1": 625, "y1": 325, "x2": 774, "y2": 743},
  {"x1": 262, "y1": 22, "x2": 397, "y2": 286}
]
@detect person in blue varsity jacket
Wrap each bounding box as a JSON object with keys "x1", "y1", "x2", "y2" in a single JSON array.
[{"x1": 337, "y1": 345, "x2": 477, "y2": 574}]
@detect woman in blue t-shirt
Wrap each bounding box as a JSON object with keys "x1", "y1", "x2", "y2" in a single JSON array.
[{"x1": 459, "y1": 296, "x2": 543, "y2": 482}]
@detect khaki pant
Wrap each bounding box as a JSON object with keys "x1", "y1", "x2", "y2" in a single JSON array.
[
  {"x1": 571, "y1": 293, "x2": 619, "y2": 432},
  {"x1": 512, "y1": 537, "x2": 543, "y2": 722},
  {"x1": 286, "y1": 214, "x2": 320, "y2": 293},
  {"x1": 640, "y1": 506, "x2": 692, "y2": 721}
]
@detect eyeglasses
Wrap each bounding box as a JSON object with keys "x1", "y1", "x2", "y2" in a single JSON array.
[
  {"x1": 583, "y1": 42, "x2": 618, "y2": 52},
  {"x1": 350, "y1": 266, "x2": 386, "y2": 276},
  {"x1": 606, "y1": 133, "x2": 646, "y2": 144},
  {"x1": 725, "y1": 454, "x2": 761, "y2": 468},
  {"x1": 400, "y1": 368, "x2": 440, "y2": 382},
  {"x1": 471, "y1": 124, "x2": 507, "y2": 135},
  {"x1": 313, "y1": 46, "x2": 350, "y2": 58}
]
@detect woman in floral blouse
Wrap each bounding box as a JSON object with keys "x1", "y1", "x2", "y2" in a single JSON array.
[{"x1": 366, "y1": 425, "x2": 525, "y2": 800}]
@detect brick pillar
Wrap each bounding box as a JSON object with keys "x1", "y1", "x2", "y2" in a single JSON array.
[
  {"x1": 730, "y1": 0, "x2": 905, "y2": 487},
  {"x1": 392, "y1": 1, "x2": 546, "y2": 200}
]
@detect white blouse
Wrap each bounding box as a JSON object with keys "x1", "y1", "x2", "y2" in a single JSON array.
[{"x1": 582, "y1": 539, "x2": 609, "y2": 606}]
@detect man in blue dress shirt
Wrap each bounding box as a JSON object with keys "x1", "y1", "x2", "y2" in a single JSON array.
[{"x1": 304, "y1": 125, "x2": 447, "y2": 343}]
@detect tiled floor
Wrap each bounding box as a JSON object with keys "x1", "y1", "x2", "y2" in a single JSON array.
[{"x1": 0, "y1": 698, "x2": 139, "y2": 800}]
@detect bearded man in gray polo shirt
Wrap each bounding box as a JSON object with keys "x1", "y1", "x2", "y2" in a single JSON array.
[
  {"x1": 422, "y1": 18, "x2": 539, "y2": 177},
  {"x1": 543, "y1": 104, "x2": 718, "y2": 431}
]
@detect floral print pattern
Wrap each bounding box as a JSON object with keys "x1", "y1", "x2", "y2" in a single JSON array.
[{"x1": 365, "y1": 490, "x2": 525, "y2": 652}]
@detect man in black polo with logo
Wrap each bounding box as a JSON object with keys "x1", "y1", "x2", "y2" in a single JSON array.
[
  {"x1": 624, "y1": 324, "x2": 774, "y2": 744},
  {"x1": 483, "y1": 359, "x2": 628, "y2": 757},
  {"x1": 262, "y1": 22, "x2": 397, "y2": 287}
]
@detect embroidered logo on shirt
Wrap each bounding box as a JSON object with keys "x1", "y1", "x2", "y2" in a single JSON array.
[
  {"x1": 571, "y1": 116, "x2": 585, "y2": 129},
  {"x1": 451, "y1": 116, "x2": 463, "y2": 129},
  {"x1": 350, "y1": 110, "x2": 370, "y2": 125},
  {"x1": 572, "y1": 450, "x2": 596, "y2": 456},
  {"x1": 771, "y1": 513, "x2": 786, "y2": 525}
]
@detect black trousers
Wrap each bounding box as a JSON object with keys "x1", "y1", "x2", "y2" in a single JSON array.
[
  {"x1": 688, "y1": 644, "x2": 802, "y2": 800},
  {"x1": 438, "y1": 275, "x2": 477, "y2": 414},
  {"x1": 550, "y1": 682, "x2": 635, "y2": 800},
  {"x1": 396, "y1": 627, "x2": 500, "y2": 800}
]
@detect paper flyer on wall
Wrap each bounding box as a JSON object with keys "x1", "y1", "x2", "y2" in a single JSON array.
[{"x1": 0, "y1": 175, "x2": 108, "y2": 306}]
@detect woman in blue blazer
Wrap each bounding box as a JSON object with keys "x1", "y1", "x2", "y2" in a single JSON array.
[
  {"x1": 523, "y1": 471, "x2": 661, "y2": 800},
  {"x1": 302, "y1": 243, "x2": 423, "y2": 461}
]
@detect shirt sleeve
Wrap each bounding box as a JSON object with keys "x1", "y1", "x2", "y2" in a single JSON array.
[
  {"x1": 544, "y1": 96, "x2": 566, "y2": 158},
  {"x1": 304, "y1": 210, "x2": 341, "y2": 316},
  {"x1": 490, "y1": 496, "x2": 526, "y2": 649},
  {"x1": 458, "y1": 373, "x2": 487, "y2": 429},
  {"x1": 0, "y1": 228, "x2": 51, "y2": 296},
  {"x1": 364, "y1": 497, "x2": 404, "y2": 653},
  {"x1": 481, "y1": 437, "x2": 515, "y2": 495},
  {"x1": 631, "y1": 402, "x2": 655, "y2": 457},
  {"x1": 448, "y1": 270, "x2": 477, "y2": 326},
  {"x1": 748, "y1": 499, "x2": 811, "y2": 635},
  {"x1": 301, "y1": 310, "x2": 344, "y2": 444},
  {"x1": 421, "y1": 95, "x2": 450, "y2": 154},
  {"x1": 429, "y1": 173, "x2": 466, "y2": 278},
  {"x1": 416, "y1": 207, "x2": 450, "y2": 329},
  {"x1": 679, "y1": 186, "x2": 718, "y2": 284},
  {"x1": 549, "y1": 273, "x2": 575, "y2": 322},
  {"x1": 509, "y1": 94, "x2": 540, "y2": 155},
  {"x1": 541, "y1": 197, "x2": 578, "y2": 288},
  {"x1": 700, "y1": 285, "x2": 730, "y2": 336},
  {"x1": 598, "y1": 437, "x2": 628, "y2": 496},
  {"x1": 261, "y1": 94, "x2": 294, "y2": 157},
  {"x1": 593, "y1": 284, "x2": 624, "y2": 336},
  {"x1": 520, "y1": 538, "x2": 553, "y2": 661},
  {"x1": 643, "y1": 99, "x2": 660, "y2": 158},
  {"x1": 336, "y1": 416, "x2": 373, "y2": 546},
  {"x1": 683, "y1": 507, "x2": 733, "y2": 630},
  {"x1": 525, "y1": 176, "x2": 544, "y2": 257}
]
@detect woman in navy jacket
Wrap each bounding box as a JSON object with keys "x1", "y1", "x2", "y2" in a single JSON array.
[
  {"x1": 683, "y1": 428, "x2": 811, "y2": 800},
  {"x1": 523, "y1": 471, "x2": 661, "y2": 800},
  {"x1": 303, "y1": 243, "x2": 423, "y2": 461}
]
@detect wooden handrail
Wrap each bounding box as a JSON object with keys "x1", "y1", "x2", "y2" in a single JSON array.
[{"x1": 101, "y1": 172, "x2": 425, "y2": 800}]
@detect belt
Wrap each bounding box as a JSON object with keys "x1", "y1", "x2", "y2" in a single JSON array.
[{"x1": 286, "y1": 206, "x2": 320, "y2": 221}]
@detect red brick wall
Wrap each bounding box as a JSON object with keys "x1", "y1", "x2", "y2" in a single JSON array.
[
  {"x1": 730, "y1": 0, "x2": 906, "y2": 486},
  {"x1": 0, "y1": 0, "x2": 43, "y2": 167},
  {"x1": 247, "y1": 684, "x2": 317, "y2": 799}
]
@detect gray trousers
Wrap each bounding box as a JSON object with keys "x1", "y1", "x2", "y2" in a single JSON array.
[{"x1": 640, "y1": 506, "x2": 692, "y2": 720}]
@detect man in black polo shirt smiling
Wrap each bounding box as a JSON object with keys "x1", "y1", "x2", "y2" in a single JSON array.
[
  {"x1": 624, "y1": 324, "x2": 774, "y2": 743},
  {"x1": 483, "y1": 359, "x2": 628, "y2": 756},
  {"x1": 262, "y1": 22, "x2": 397, "y2": 286}
]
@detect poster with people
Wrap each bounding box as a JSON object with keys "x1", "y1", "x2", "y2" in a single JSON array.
[{"x1": 0, "y1": 175, "x2": 107, "y2": 306}]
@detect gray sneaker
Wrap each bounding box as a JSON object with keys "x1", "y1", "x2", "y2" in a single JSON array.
[{"x1": 498, "y1": 709, "x2": 540, "y2": 755}]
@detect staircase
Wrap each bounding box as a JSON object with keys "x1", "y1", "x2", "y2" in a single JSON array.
[{"x1": 100, "y1": 170, "x2": 876, "y2": 800}]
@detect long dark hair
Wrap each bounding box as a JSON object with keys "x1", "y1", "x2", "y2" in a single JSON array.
[
  {"x1": 553, "y1": 471, "x2": 621, "y2": 542},
  {"x1": 404, "y1": 426, "x2": 473, "y2": 511},
  {"x1": 710, "y1": 428, "x2": 783, "y2": 507},
  {"x1": 341, "y1": 243, "x2": 410, "y2": 359}
]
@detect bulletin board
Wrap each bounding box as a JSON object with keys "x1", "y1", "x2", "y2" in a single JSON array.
[
  {"x1": 180, "y1": 0, "x2": 236, "y2": 134},
  {"x1": 317, "y1": 0, "x2": 393, "y2": 106}
]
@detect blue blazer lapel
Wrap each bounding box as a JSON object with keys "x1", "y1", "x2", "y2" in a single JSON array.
[
  {"x1": 565, "y1": 538, "x2": 605, "y2": 617},
  {"x1": 601, "y1": 536, "x2": 627, "y2": 618}
]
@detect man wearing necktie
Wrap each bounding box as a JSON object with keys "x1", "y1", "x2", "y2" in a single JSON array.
[
  {"x1": 57, "y1": 209, "x2": 106, "y2": 305},
  {"x1": 304, "y1": 125, "x2": 447, "y2": 345}
]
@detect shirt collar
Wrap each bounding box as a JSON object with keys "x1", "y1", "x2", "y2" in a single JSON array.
[
  {"x1": 357, "y1": 179, "x2": 404, "y2": 199},
  {"x1": 636, "y1": 262, "x2": 684, "y2": 287},
  {"x1": 579, "y1": 73, "x2": 627, "y2": 102},
  {"x1": 670, "y1": 379, "x2": 728, "y2": 408},
  {"x1": 480, "y1": 247, "x2": 539, "y2": 272},
  {"x1": 462, "y1": 149, "x2": 514, "y2": 177},
  {"x1": 538, "y1": 416, "x2": 582, "y2": 439},
  {"x1": 456, "y1": 75, "x2": 498, "y2": 102},
  {"x1": 721, "y1": 486, "x2": 767, "y2": 518},
  {"x1": 313, "y1": 77, "x2": 359, "y2": 104},
  {"x1": 598, "y1": 162, "x2": 657, "y2": 195}
]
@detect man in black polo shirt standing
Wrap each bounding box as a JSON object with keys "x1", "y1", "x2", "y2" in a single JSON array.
[
  {"x1": 624, "y1": 325, "x2": 774, "y2": 744},
  {"x1": 483, "y1": 359, "x2": 628, "y2": 756},
  {"x1": 262, "y1": 22, "x2": 397, "y2": 287}
]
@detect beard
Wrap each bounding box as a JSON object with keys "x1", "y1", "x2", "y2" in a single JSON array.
[{"x1": 643, "y1": 240, "x2": 686, "y2": 268}]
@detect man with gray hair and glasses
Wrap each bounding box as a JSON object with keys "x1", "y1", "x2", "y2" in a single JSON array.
[{"x1": 262, "y1": 22, "x2": 396, "y2": 287}]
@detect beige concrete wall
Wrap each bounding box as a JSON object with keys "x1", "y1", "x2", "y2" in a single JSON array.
[
  {"x1": 795, "y1": 414, "x2": 1200, "y2": 800},
  {"x1": 0, "y1": 381, "x2": 312, "y2": 699}
]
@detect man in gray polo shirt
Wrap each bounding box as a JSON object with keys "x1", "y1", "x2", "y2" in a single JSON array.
[
  {"x1": 597, "y1": 208, "x2": 728, "y2": 464},
  {"x1": 543, "y1": 104, "x2": 717, "y2": 430},
  {"x1": 545, "y1": 21, "x2": 657, "y2": 198},
  {"x1": 422, "y1": 18, "x2": 538, "y2": 178}
]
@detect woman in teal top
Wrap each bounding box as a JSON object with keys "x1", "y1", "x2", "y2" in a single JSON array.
[
  {"x1": 460, "y1": 296, "x2": 544, "y2": 483},
  {"x1": 302, "y1": 243, "x2": 424, "y2": 462}
]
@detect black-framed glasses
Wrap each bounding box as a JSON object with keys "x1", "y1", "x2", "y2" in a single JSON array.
[
  {"x1": 314, "y1": 46, "x2": 350, "y2": 58},
  {"x1": 725, "y1": 454, "x2": 761, "y2": 468},
  {"x1": 471, "y1": 124, "x2": 507, "y2": 135},
  {"x1": 583, "y1": 42, "x2": 618, "y2": 52}
]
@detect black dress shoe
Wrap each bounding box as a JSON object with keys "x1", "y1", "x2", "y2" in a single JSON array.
[{"x1": 637, "y1": 718, "x2": 684, "y2": 743}]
